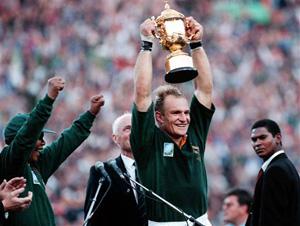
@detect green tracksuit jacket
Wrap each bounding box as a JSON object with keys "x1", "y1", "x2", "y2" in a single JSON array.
[{"x1": 0, "y1": 95, "x2": 95, "y2": 226}]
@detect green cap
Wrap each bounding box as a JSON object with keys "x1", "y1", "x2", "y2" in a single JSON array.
[{"x1": 4, "y1": 113, "x2": 56, "y2": 145}]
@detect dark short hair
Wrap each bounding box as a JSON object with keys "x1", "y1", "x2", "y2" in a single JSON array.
[
  {"x1": 251, "y1": 119, "x2": 281, "y2": 137},
  {"x1": 153, "y1": 85, "x2": 185, "y2": 113},
  {"x1": 225, "y1": 188, "x2": 252, "y2": 213}
]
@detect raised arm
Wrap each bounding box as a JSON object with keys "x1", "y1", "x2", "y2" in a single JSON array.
[
  {"x1": 1, "y1": 76, "x2": 65, "y2": 178},
  {"x1": 134, "y1": 19, "x2": 156, "y2": 112},
  {"x1": 38, "y1": 94, "x2": 105, "y2": 181},
  {"x1": 186, "y1": 17, "x2": 213, "y2": 109}
]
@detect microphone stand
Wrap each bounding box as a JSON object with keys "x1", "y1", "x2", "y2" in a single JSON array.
[
  {"x1": 123, "y1": 173, "x2": 204, "y2": 226},
  {"x1": 83, "y1": 177, "x2": 105, "y2": 226}
]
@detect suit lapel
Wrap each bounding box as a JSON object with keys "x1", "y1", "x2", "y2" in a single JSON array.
[
  {"x1": 115, "y1": 156, "x2": 137, "y2": 203},
  {"x1": 116, "y1": 156, "x2": 126, "y2": 174},
  {"x1": 266, "y1": 153, "x2": 287, "y2": 170}
]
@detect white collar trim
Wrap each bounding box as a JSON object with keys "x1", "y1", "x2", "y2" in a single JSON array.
[{"x1": 261, "y1": 150, "x2": 284, "y2": 171}]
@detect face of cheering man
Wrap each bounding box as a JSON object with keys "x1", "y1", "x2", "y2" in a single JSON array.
[
  {"x1": 112, "y1": 114, "x2": 132, "y2": 157},
  {"x1": 155, "y1": 95, "x2": 190, "y2": 143},
  {"x1": 30, "y1": 132, "x2": 46, "y2": 162},
  {"x1": 251, "y1": 127, "x2": 281, "y2": 161}
]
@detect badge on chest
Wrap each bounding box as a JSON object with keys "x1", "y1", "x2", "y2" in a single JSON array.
[{"x1": 163, "y1": 142, "x2": 174, "y2": 157}]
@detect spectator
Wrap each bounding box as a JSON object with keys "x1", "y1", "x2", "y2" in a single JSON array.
[
  {"x1": 0, "y1": 177, "x2": 33, "y2": 225},
  {"x1": 222, "y1": 188, "x2": 252, "y2": 226}
]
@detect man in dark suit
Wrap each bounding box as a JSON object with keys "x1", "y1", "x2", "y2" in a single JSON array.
[
  {"x1": 246, "y1": 119, "x2": 300, "y2": 226},
  {"x1": 84, "y1": 113, "x2": 147, "y2": 226}
]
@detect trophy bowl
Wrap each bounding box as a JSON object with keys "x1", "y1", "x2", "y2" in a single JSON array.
[{"x1": 155, "y1": 4, "x2": 198, "y2": 83}]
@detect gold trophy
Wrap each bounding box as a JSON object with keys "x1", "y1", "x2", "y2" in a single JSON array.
[{"x1": 155, "y1": 1, "x2": 198, "y2": 83}]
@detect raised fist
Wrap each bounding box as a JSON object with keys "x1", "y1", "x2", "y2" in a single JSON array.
[
  {"x1": 89, "y1": 94, "x2": 105, "y2": 116},
  {"x1": 47, "y1": 76, "x2": 65, "y2": 100}
]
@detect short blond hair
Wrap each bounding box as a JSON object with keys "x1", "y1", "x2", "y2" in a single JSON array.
[{"x1": 154, "y1": 85, "x2": 185, "y2": 113}]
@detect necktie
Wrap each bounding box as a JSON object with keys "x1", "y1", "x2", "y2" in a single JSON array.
[
  {"x1": 256, "y1": 168, "x2": 263, "y2": 182},
  {"x1": 247, "y1": 168, "x2": 264, "y2": 226}
]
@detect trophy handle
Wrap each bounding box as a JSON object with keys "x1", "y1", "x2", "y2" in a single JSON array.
[
  {"x1": 150, "y1": 16, "x2": 161, "y2": 39},
  {"x1": 152, "y1": 27, "x2": 160, "y2": 39},
  {"x1": 184, "y1": 17, "x2": 193, "y2": 42}
]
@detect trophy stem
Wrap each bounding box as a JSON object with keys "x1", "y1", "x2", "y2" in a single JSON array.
[{"x1": 165, "y1": 51, "x2": 198, "y2": 83}]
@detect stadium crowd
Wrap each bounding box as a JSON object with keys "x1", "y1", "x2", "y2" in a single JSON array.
[{"x1": 0, "y1": 0, "x2": 299, "y2": 225}]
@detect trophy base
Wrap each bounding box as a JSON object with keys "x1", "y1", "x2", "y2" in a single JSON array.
[
  {"x1": 165, "y1": 67, "x2": 198, "y2": 83},
  {"x1": 165, "y1": 51, "x2": 198, "y2": 83}
]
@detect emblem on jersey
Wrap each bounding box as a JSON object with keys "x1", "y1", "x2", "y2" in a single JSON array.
[
  {"x1": 31, "y1": 170, "x2": 41, "y2": 185},
  {"x1": 163, "y1": 142, "x2": 174, "y2": 157},
  {"x1": 191, "y1": 145, "x2": 200, "y2": 154}
]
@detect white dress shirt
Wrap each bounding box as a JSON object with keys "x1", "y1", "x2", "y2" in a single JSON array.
[{"x1": 121, "y1": 154, "x2": 138, "y2": 202}]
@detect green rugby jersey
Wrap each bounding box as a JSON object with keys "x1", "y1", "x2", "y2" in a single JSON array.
[{"x1": 131, "y1": 96, "x2": 215, "y2": 222}]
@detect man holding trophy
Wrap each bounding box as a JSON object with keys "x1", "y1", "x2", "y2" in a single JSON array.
[{"x1": 130, "y1": 3, "x2": 215, "y2": 225}]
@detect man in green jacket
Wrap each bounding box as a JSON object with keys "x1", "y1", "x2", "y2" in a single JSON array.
[{"x1": 0, "y1": 76, "x2": 105, "y2": 226}]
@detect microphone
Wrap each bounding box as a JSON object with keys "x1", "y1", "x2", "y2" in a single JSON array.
[
  {"x1": 84, "y1": 162, "x2": 111, "y2": 226},
  {"x1": 95, "y1": 161, "x2": 111, "y2": 182},
  {"x1": 108, "y1": 160, "x2": 125, "y2": 179}
]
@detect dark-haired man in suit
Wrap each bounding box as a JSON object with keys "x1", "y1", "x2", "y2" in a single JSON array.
[
  {"x1": 223, "y1": 188, "x2": 252, "y2": 226},
  {"x1": 84, "y1": 113, "x2": 147, "y2": 226},
  {"x1": 246, "y1": 119, "x2": 300, "y2": 226}
]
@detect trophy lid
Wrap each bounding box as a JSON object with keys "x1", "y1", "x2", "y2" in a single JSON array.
[{"x1": 156, "y1": 3, "x2": 184, "y2": 21}]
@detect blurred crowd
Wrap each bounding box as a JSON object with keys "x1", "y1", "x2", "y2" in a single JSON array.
[{"x1": 0, "y1": 0, "x2": 299, "y2": 225}]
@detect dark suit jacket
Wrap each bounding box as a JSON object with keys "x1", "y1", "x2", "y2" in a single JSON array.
[
  {"x1": 247, "y1": 153, "x2": 300, "y2": 226},
  {"x1": 0, "y1": 202, "x2": 4, "y2": 226},
  {"x1": 84, "y1": 156, "x2": 147, "y2": 226}
]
